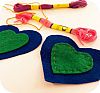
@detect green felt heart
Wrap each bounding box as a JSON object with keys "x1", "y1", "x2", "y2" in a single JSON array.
[
  {"x1": 0, "y1": 30, "x2": 29, "y2": 54},
  {"x1": 51, "y1": 43, "x2": 93, "y2": 74}
]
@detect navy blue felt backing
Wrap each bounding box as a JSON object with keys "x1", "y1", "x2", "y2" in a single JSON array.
[
  {"x1": 41, "y1": 35, "x2": 100, "y2": 84},
  {"x1": 0, "y1": 25, "x2": 42, "y2": 60}
]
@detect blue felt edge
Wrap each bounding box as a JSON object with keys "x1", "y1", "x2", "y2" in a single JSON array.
[
  {"x1": 0, "y1": 25, "x2": 42, "y2": 60},
  {"x1": 40, "y1": 35, "x2": 100, "y2": 84}
]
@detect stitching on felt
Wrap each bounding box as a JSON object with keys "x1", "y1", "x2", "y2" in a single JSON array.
[
  {"x1": 53, "y1": 51, "x2": 57, "y2": 69},
  {"x1": 52, "y1": 43, "x2": 93, "y2": 74}
]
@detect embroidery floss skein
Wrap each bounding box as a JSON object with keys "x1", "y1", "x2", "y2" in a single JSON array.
[
  {"x1": 5, "y1": 0, "x2": 87, "y2": 12},
  {"x1": 6, "y1": 12, "x2": 97, "y2": 45}
]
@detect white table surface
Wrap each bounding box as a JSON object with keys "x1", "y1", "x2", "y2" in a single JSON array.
[{"x1": 0, "y1": 0, "x2": 100, "y2": 93}]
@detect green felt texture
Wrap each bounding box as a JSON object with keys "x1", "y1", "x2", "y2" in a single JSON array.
[
  {"x1": 51, "y1": 43, "x2": 93, "y2": 74},
  {"x1": 0, "y1": 30, "x2": 29, "y2": 54}
]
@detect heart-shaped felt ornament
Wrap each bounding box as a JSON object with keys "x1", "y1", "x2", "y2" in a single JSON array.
[
  {"x1": 51, "y1": 43, "x2": 93, "y2": 74},
  {"x1": 0, "y1": 25, "x2": 42, "y2": 60},
  {"x1": 41, "y1": 35, "x2": 100, "y2": 84},
  {"x1": 0, "y1": 30, "x2": 29, "y2": 54}
]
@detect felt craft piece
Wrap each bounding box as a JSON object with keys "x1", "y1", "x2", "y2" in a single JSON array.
[
  {"x1": 41, "y1": 35, "x2": 100, "y2": 84},
  {"x1": 0, "y1": 25, "x2": 42, "y2": 60},
  {"x1": 0, "y1": 30, "x2": 29, "y2": 54},
  {"x1": 51, "y1": 43, "x2": 93, "y2": 74}
]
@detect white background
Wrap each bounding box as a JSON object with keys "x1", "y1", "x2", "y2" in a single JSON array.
[{"x1": 0, "y1": 0, "x2": 100, "y2": 93}]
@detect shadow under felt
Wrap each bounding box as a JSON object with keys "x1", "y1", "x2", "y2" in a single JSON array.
[
  {"x1": 40, "y1": 35, "x2": 100, "y2": 84},
  {"x1": 0, "y1": 25, "x2": 42, "y2": 60}
]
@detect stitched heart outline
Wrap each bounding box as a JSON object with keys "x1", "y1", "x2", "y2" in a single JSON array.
[{"x1": 51, "y1": 43, "x2": 93, "y2": 74}]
